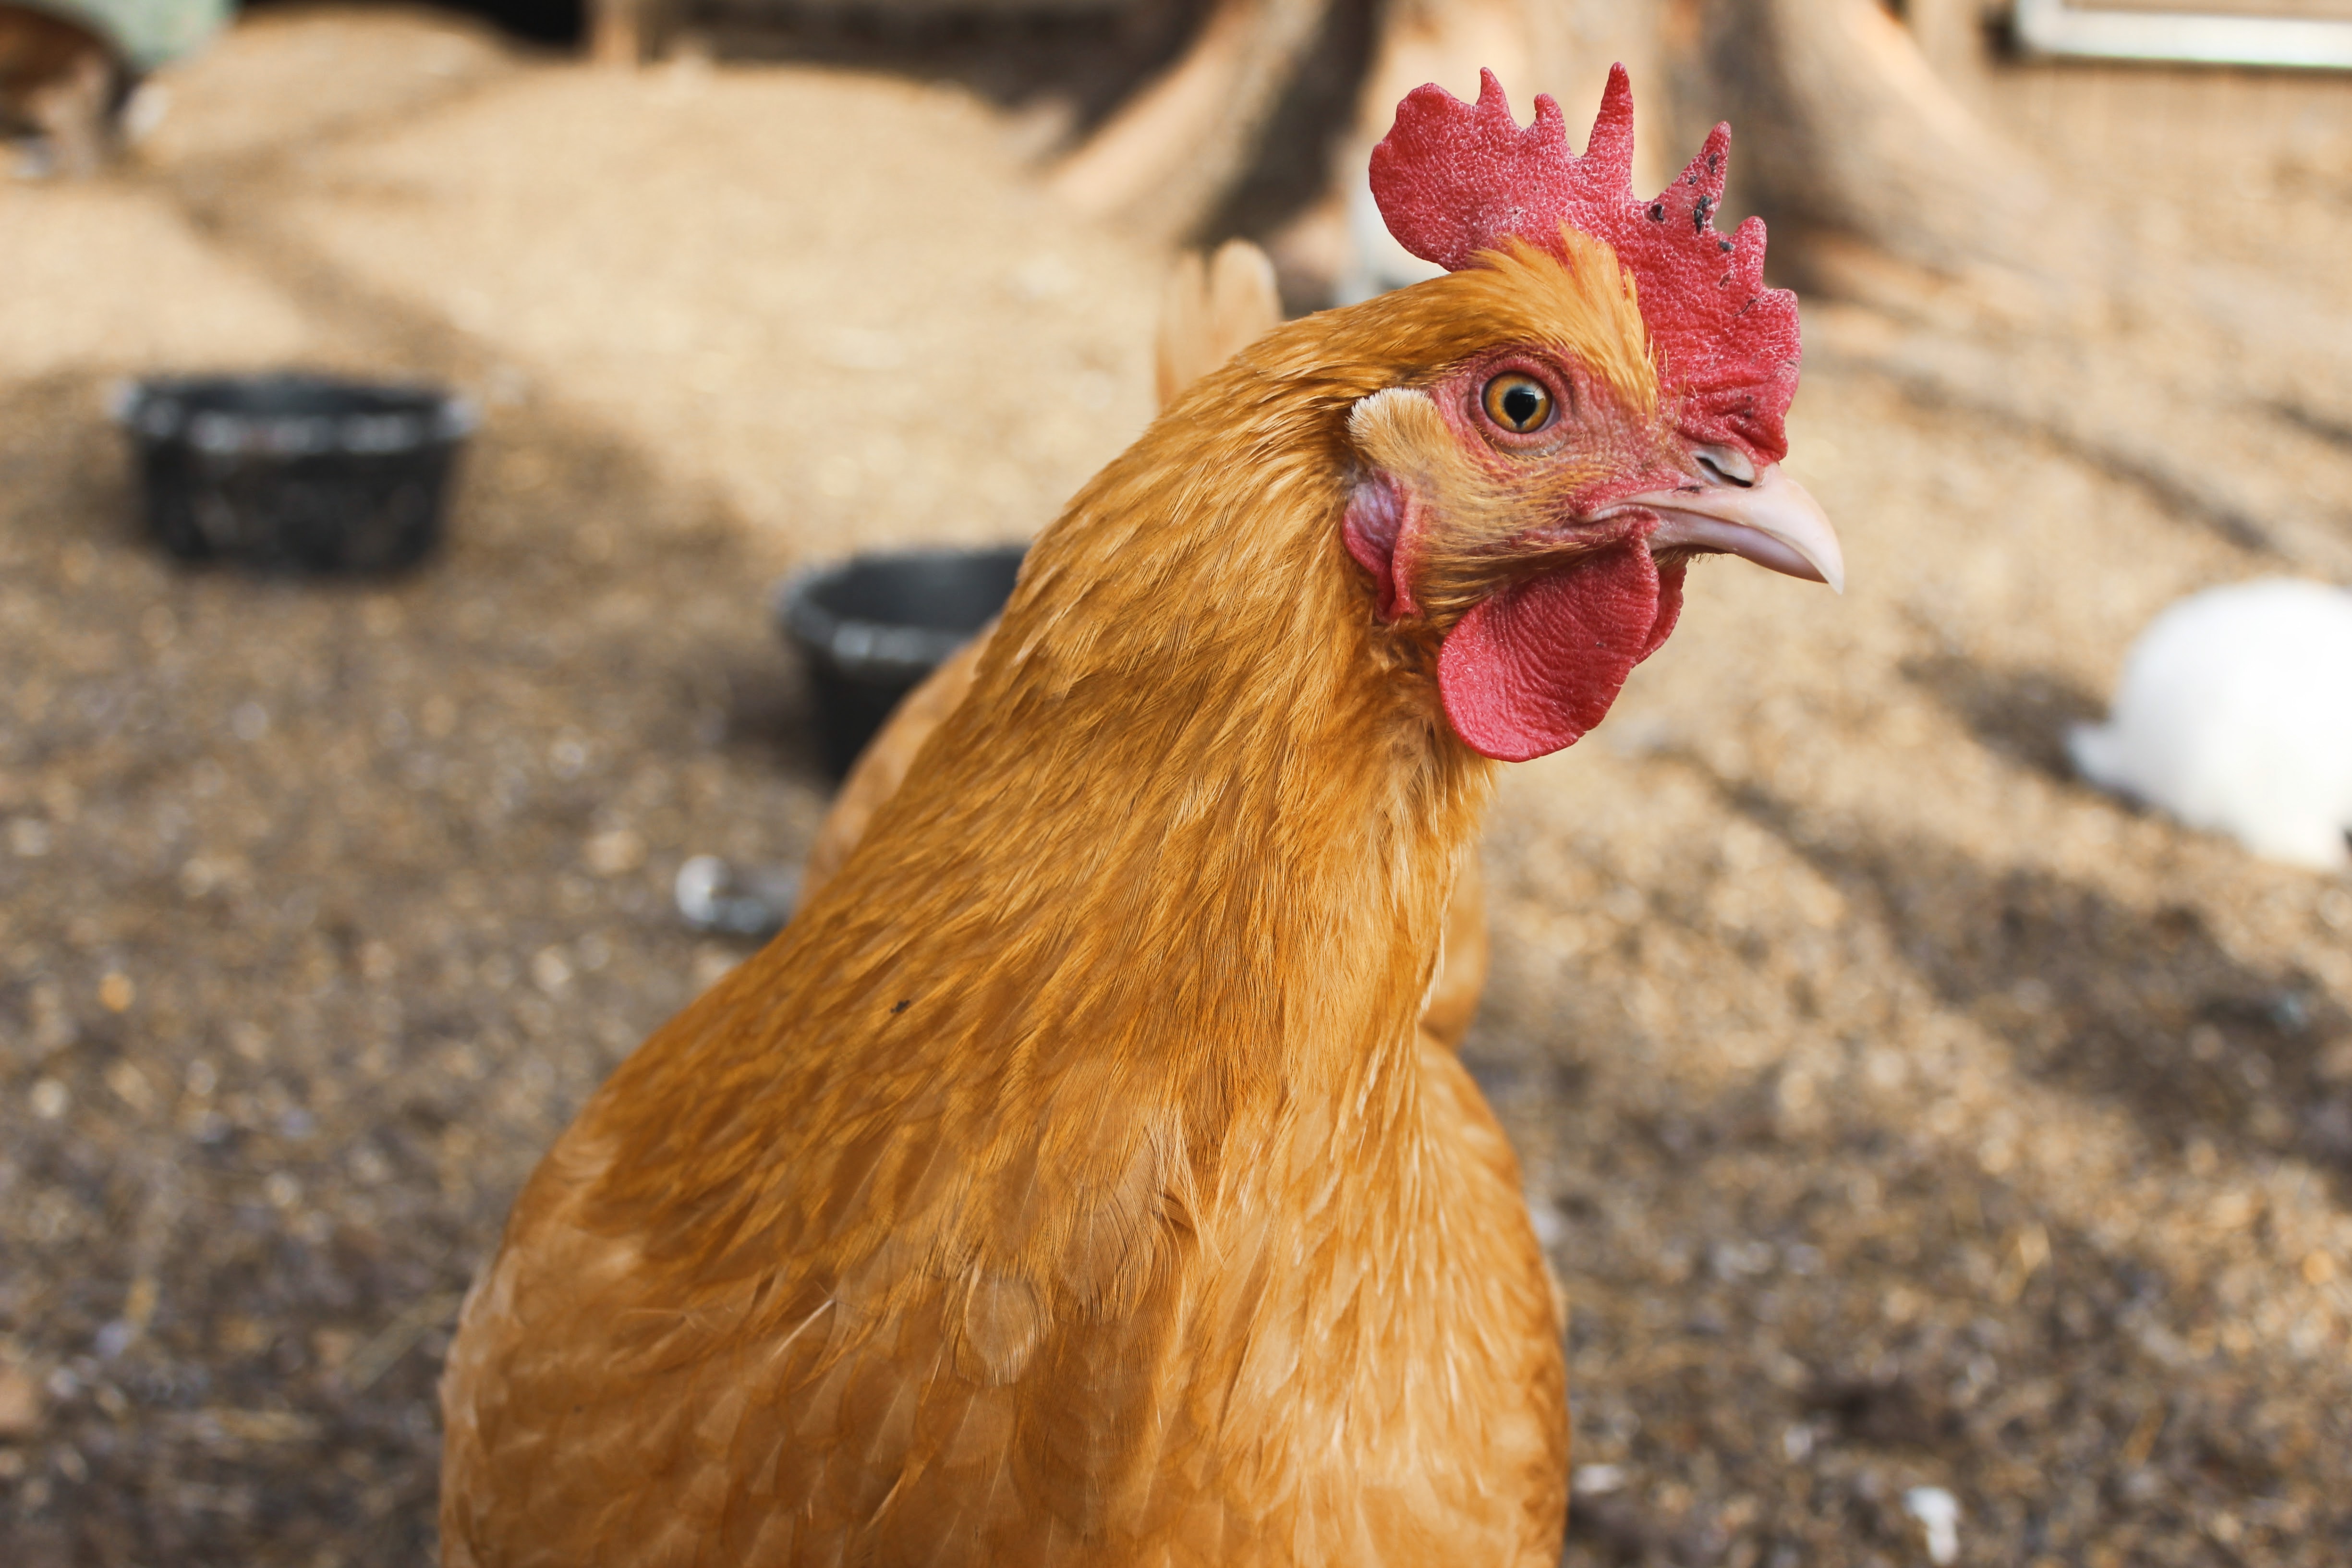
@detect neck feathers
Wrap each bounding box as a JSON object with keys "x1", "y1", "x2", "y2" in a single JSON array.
[{"x1": 786, "y1": 347, "x2": 1490, "y2": 1127}]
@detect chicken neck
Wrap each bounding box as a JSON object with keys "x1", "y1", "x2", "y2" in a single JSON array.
[{"x1": 788, "y1": 384, "x2": 1493, "y2": 1199}]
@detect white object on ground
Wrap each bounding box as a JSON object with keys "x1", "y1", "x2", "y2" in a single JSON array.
[
  {"x1": 2070, "y1": 578, "x2": 2352, "y2": 869},
  {"x1": 1569, "y1": 1463, "x2": 1625, "y2": 1496},
  {"x1": 674, "y1": 855, "x2": 800, "y2": 937},
  {"x1": 1903, "y1": 1485, "x2": 1961, "y2": 1566}
]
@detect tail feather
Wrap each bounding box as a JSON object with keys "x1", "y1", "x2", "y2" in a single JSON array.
[{"x1": 1154, "y1": 240, "x2": 1282, "y2": 408}]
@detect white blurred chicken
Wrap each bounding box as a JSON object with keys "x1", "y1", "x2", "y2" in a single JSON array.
[{"x1": 2071, "y1": 578, "x2": 2352, "y2": 870}]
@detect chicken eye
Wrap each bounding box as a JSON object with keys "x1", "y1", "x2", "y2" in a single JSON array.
[{"x1": 1480, "y1": 373, "x2": 1554, "y2": 434}]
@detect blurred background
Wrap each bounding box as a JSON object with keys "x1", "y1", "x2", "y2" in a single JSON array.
[{"x1": 7, "y1": 0, "x2": 2352, "y2": 1562}]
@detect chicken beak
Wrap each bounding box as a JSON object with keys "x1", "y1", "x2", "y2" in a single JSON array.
[{"x1": 1620, "y1": 463, "x2": 1845, "y2": 595}]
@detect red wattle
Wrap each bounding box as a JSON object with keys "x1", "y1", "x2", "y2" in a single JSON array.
[
  {"x1": 1437, "y1": 545, "x2": 1685, "y2": 762},
  {"x1": 1642, "y1": 557, "x2": 1688, "y2": 660}
]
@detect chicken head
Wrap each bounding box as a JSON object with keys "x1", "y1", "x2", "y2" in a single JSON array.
[{"x1": 1337, "y1": 67, "x2": 1843, "y2": 762}]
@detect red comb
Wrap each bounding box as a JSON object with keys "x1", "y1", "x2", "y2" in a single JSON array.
[{"x1": 1370, "y1": 66, "x2": 1799, "y2": 461}]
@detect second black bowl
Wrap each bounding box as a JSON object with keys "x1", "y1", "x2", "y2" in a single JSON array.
[{"x1": 776, "y1": 545, "x2": 1027, "y2": 778}]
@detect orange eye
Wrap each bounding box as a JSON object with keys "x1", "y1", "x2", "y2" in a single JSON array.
[{"x1": 1480, "y1": 373, "x2": 1553, "y2": 434}]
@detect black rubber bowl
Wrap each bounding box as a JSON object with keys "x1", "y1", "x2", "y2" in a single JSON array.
[
  {"x1": 776, "y1": 545, "x2": 1027, "y2": 779},
  {"x1": 114, "y1": 374, "x2": 475, "y2": 572}
]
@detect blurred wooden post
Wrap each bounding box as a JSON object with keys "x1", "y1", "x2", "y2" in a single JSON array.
[
  {"x1": 589, "y1": 0, "x2": 653, "y2": 65},
  {"x1": 1048, "y1": 0, "x2": 1331, "y2": 243},
  {"x1": 0, "y1": 1, "x2": 122, "y2": 176},
  {"x1": 1695, "y1": 0, "x2": 2094, "y2": 308}
]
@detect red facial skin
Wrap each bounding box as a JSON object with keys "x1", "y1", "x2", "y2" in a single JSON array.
[
  {"x1": 1343, "y1": 344, "x2": 1701, "y2": 622},
  {"x1": 1344, "y1": 347, "x2": 1729, "y2": 762}
]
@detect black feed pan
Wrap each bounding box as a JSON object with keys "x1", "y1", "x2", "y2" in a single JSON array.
[
  {"x1": 114, "y1": 374, "x2": 475, "y2": 572},
  {"x1": 777, "y1": 545, "x2": 1027, "y2": 779}
]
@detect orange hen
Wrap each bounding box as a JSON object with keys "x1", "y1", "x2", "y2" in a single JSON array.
[{"x1": 441, "y1": 67, "x2": 1841, "y2": 1568}]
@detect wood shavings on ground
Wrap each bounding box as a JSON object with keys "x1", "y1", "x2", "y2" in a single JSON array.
[{"x1": 3, "y1": 9, "x2": 2350, "y2": 1564}]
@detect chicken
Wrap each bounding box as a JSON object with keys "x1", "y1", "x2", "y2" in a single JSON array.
[
  {"x1": 439, "y1": 67, "x2": 1841, "y2": 1567},
  {"x1": 2071, "y1": 577, "x2": 2352, "y2": 870}
]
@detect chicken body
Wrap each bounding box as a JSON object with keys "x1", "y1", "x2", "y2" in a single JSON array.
[
  {"x1": 443, "y1": 81, "x2": 1839, "y2": 1566},
  {"x1": 443, "y1": 286, "x2": 1567, "y2": 1568}
]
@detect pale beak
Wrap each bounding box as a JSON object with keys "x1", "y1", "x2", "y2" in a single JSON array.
[{"x1": 1616, "y1": 463, "x2": 1845, "y2": 594}]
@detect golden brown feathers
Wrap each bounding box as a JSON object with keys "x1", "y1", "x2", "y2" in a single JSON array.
[
  {"x1": 436, "y1": 242, "x2": 1643, "y2": 1568},
  {"x1": 803, "y1": 241, "x2": 1491, "y2": 1063}
]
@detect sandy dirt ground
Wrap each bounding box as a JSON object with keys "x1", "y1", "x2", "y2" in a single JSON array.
[{"x1": 3, "y1": 9, "x2": 2352, "y2": 1565}]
